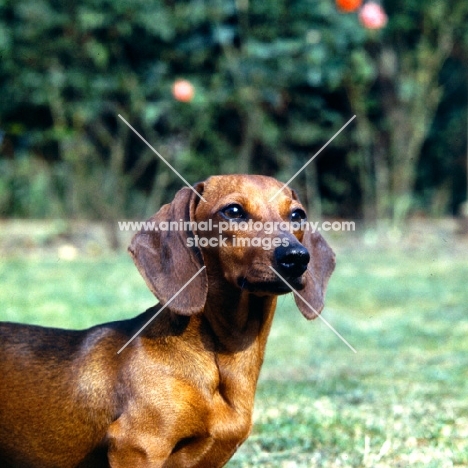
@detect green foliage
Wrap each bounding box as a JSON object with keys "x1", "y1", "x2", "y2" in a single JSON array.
[{"x1": 0, "y1": 0, "x2": 467, "y2": 221}]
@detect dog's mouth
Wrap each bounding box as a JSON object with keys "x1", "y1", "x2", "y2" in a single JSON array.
[{"x1": 237, "y1": 275, "x2": 305, "y2": 295}]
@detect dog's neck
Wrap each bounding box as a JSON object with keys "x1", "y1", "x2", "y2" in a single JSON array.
[
  {"x1": 201, "y1": 277, "x2": 278, "y2": 412},
  {"x1": 204, "y1": 285, "x2": 278, "y2": 352}
]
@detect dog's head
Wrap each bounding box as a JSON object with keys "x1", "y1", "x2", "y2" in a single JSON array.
[{"x1": 129, "y1": 175, "x2": 335, "y2": 320}]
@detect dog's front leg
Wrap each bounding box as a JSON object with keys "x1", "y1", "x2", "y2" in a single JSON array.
[
  {"x1": 107, "y1": 374, "x2": 216, "y2": 468},
  {"x1": 107, "y1": 412, "x2": 172, "y2": 468}
]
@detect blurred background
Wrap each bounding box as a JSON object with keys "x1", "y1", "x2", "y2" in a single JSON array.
[
  {"x1": 1, "y1": 1, "x2": 468, "y2": 466},
  {"x1": 1, "y1": 0, "x2": 468, "y2": 231}
]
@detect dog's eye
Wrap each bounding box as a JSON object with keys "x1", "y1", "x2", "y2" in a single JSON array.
[
  {"x1": 290, "y1": 209, "x2": 307, "y2": 223},
  {"x1": 221, "y1": 204, "x2": 246, "y2": 220}
]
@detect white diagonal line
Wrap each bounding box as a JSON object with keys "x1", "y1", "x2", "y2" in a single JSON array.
[
  {"x1": 269, "y1": 115, "x2": 356, "y2": 201},
  {"x1": 269, "y1": 266, "x2": 357, "y2": 353},
  {"x1": 117, "y1": 266, "x2": 206, "y2": 354},
  {"x1": 118, "y1": 114, "x2": 207, "y2": 202}
]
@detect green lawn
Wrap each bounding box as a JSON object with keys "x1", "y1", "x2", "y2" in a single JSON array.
[{"x1": 1, "y1": 238, "x2": 467, "y2": 467}]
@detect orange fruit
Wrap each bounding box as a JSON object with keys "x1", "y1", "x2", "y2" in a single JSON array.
[
  {"x1": 336, "y1": 0, "x2": 363, "y2": 13},
  {"x1": 172, "y1": 79, "x2": 195, "y2": 103}
]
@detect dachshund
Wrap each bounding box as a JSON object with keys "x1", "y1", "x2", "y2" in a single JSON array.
[{"x1": 0, "y1": 174, "x2": 335, "y2": 467}]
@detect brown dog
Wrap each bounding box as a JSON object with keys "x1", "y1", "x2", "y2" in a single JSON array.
[{"x1": 0, "y1": 175, "x2": 335, "y2": 467}]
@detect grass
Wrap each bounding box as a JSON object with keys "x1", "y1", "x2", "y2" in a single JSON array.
[{"x1": 1, "y1": 235, "x2": 467, "y2": 467}]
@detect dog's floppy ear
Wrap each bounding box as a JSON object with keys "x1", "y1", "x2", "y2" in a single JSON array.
[
  {"x1": 295, "y1": 230, "x2": 335, "y2": 320},
  {"x1": 290, "y1": 189, "x2": 335, "y2": 319},
  {"x1": 128, "y1": 184, "x2": 207, "y2": 316}
]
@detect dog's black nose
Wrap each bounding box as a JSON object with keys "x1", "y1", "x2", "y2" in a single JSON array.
[{"x1": 274, "y1": 244, "x2": 310, "y2": 277}]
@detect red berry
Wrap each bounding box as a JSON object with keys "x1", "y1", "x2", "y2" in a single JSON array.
[
  {"x1": 172, "y1": 79, "x2": 195, "y2": 102},
  {"x1": 336, "y1": 0, "x2": 363, "y2": 13}
]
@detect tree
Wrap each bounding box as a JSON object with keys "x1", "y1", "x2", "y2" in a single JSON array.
[
  {"x1": 344, "y1": 0, "x2": 468, "y2": 223},
  {"x1": 1, "y1": 0, "x2": 467, "y2": 227}
]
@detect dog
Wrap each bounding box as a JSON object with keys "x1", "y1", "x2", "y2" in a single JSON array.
[{"x1": 0, "y1": 174, "x2": 335, "y2": 467}]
